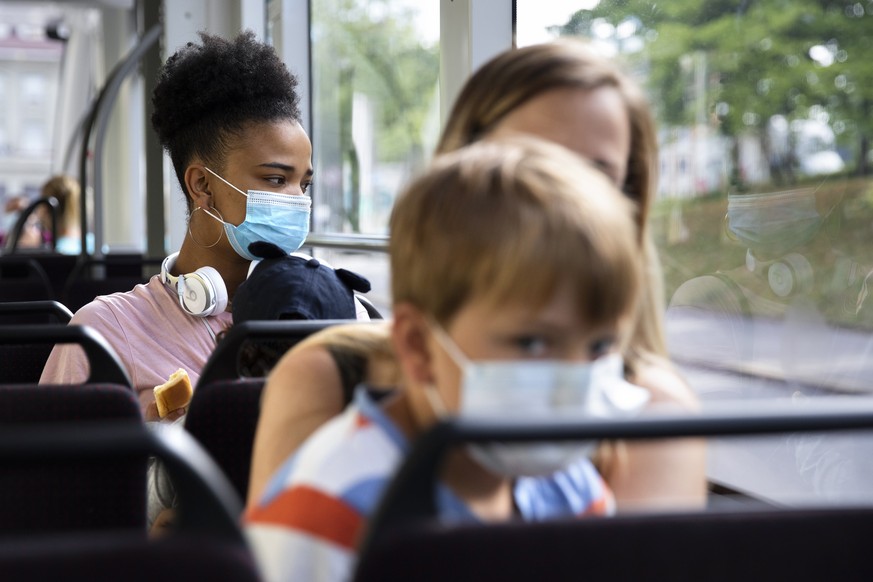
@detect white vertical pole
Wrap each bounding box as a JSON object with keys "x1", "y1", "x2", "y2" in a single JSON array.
[
  {"x1": 269, "y1": 0, "x2": 311, "y2": 137},
  {"x1": 439, "y1": 0, "x2": 512, "y2": 126}
]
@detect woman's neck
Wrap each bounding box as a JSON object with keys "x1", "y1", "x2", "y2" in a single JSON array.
[
  {"x1": 382, "y1": 390, "x2": 516, "y2": 522},
  {"x1": 173, "y1": 235, "x2": 250, "y2": 304}
]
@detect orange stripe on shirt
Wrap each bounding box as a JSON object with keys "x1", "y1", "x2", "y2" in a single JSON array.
[
  {"x1": 245, "y1": 485, "x2": 363, "y2": 550},
  {"x1": 579, "y1": 494, "x2": 610, "y2": 516}
]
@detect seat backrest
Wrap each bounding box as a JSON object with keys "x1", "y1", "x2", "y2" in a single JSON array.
[
  {"x1": 29, "y1": 253, "x2": 80, "y2": 300},
  {"x1": 0, "y1": 302, "x2": 74, "y2": 383},
  {"x1": 60, "y1": 254, "x2": 161, "y2": 312},
  {"x1": 0, "y1": 422, "x2": 260, "y2": 581},
  {"x1": 0, "y1": 384, "x2": 144, "y2": 535},
  {"x1": 354, "y1": 506, "x2": 873, "y2": 582},
  {"x1": 0, "y1": 324, "x2": 131, "y2": 386},
  {"x1": 354, "y1": 401, "x2": 873, "y2": 581},
  {"x1": 197, "y1": 320, "x2": 347, "y2": 386},
  {"x1": 0, "y1": 256, "x2": 53, "y2": 304},
  {"x1": 0, "y1": 533, "x2": 262, "y2": 582},
  {"x1": 190, "y1": 320, "x2": 353, "y2": 503},
  {"x1": 184, "y1": 378, "x2": 266, "y2": 503},
  {"x1": 0, "y1": 299, "x2": 73, "y2": 325}
]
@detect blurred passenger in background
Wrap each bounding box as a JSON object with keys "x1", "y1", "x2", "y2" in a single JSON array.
[
  {"x1": 0, "y1": 175, "x2": 82, "y2": 252},
  {"x1": 40, "y1": 174, "x2": 84, "y2": 255}
]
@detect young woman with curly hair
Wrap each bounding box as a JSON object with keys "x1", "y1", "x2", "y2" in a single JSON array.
[{"x1": 41, "y1": 31, "x2": 314, "y2": 420}]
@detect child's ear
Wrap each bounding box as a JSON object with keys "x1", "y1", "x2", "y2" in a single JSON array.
[{"x1": 391, "y1": 303, "x2": 434, "y2": 385}]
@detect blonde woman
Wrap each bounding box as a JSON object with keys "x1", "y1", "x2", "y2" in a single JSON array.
[
  {"x1": 40, "y1": 174, "x2": 85, "y2": 254},
  {"x1": 437, "y1": 39, "x2": 704, "y2": 510},
  {"x1": 248, "y1": 40, "x2": 706, "y2": 510}
]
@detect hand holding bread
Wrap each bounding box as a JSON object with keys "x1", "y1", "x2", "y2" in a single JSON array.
[{"x1": 153, "y1": 368, "x2": 193, "y2": 419}]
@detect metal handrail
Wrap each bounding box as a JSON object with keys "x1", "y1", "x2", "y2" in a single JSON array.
[
  {"x1": 78, "y1": 24, "x2": 161, "y2": 259},
  {"x1": 304, "y1": 232, "x2": 389, "y2": 253}
]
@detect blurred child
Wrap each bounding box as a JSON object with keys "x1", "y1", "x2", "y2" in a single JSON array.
[{"x1": 245, "y1": 136, "x2": 649, "y2": 581}]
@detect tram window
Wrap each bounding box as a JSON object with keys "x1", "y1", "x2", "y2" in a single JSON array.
[
  {"x1": 309, "y1": 0, "x2": 440, "y2": 237},
  {"x1": 516, "y1": 0, "x2": 873, "y2": 507},
  {"x1": 22, "y1": 73, "x2": 48, "y2": 108}
]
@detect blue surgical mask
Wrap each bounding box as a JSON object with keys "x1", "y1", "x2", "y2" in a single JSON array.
[
  {"x1": 203, "y1": 167, "x2": 311, "y2": 260},
  {"x1": 427, "y1": 324, "x2": 650, "y2": 476}
]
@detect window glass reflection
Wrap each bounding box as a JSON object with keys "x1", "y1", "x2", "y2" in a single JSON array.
[{"x1": 517, "y1": 0, "x2": 873, "y2": 507}]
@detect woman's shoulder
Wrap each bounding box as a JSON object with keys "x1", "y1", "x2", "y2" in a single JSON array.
[
  {"x1": 71, "y1": 276, "x2": 190, "y2": 335},
  {"x1": 272, "y1": 343, "x2": 344, "y2": 385}
]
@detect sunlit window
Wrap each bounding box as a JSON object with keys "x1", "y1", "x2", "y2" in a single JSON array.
[
  {"x1": 21, "y1": 72, "x2": 46, "y2": 107},
  {"x1": 310, "y1": 0, "x2": 440, "y2": 236}
]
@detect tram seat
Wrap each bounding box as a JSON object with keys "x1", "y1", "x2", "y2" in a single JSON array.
[
  {"x1": 0, "y1": 301, "x2": 73, "y2": 382},
  {"x1": 354, "y1": 506, "x2": 873, "y2": 581},
  {"x1": 196, "y1": 320, "x2": 348, "y2": 388},
  {"x1": 0, "y1": 422, "x2": 261, "y2": 582},
  {"x1": 354, "y1": 407, "x2": 873, "y2": 582},
  {"x1": 184, "y1": 377, "x2": 266, "y2": 504},
  {"x1": 186, "y1": 320, "x2": 346, "y2": 504},
  {"x1": 61, "y1": 254, "x2": 162, "y2": 313},
  {"x1": 0, "y1": 256, "x2": 53, "y2": 303},
  {"x1": 0, "y1": 299, "x2": 73, "y2": 325},
  {"x1": 0, "y1": 254, "x2": 80, "y2": 304},
  {"x1": 0, "y1": 384, "x2": 144, "y2": 536},
  {"x1": 0, "y1": 324, "x2": 138, "y2": 534},
  {"x1": 0, "y1": 323, "x2": 130, "y2": 386},
  {"x1": 31, "y1": 253, "x2": 79, "y2": 300}
]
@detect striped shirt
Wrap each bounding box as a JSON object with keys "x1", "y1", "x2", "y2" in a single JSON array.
[{"x1": 244, "y1": 388, "x2": 613, "y2": 582}]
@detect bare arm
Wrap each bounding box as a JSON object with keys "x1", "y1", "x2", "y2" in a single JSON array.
[
  {"x1": 605, "y1": 358, "x2": 708, "y2": 512},
  {"x1": 247, "y1": 345, "x2": 346, "y2": 507}
]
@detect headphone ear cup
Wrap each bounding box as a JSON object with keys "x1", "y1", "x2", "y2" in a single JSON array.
[
  {"x1": 178, "y1": 267, "x2": 227, "y2": 317},
  {"x1": 198, "y1": 266, "x2": 228, "y2": 314}
]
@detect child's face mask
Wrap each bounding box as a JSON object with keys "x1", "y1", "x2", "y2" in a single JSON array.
[
  {"x1": 203, "y1": 167, "x2": 311, "y2": 260},
  {"x1": 425, "y1": 323, "x2": 650, "y2": 477}
]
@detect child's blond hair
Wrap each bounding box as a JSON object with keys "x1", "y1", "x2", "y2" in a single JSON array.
[{"x1": 390, "y1": 136, "x2": 642, "y2": 334}]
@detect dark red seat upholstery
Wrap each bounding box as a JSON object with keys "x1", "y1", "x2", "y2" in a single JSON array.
[
  {"x1": 355, "y1": 405, "x2": 873, "y2": 582},
  {"x1": 184, "y1": 378, "x2": 266, "y2": 503},
  {"x1": 0, "y1": 422, "x2": 260, "y2": 581}
]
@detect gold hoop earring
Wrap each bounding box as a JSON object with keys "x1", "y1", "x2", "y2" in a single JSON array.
[{"x1": 189, "y1": 206, "x2": 224, "y2": 248}]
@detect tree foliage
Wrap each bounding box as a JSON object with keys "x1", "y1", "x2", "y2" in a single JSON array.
[
  {"x1": 559, "y1": 0, "x2": 873, "y2": 173},
  {"x1": 314, "y1": 0, "x2": 438, "y2": 164}
]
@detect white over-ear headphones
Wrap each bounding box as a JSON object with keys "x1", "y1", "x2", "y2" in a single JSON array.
[{"x1": 160, "y1": 252, "x2": 228, "y2": 317}]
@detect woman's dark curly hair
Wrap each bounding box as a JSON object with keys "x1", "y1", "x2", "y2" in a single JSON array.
[{"x1": 151, "y1": 30, "x2": 301, "y2": 206}]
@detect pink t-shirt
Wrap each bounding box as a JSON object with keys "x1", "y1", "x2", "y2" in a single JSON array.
[{"x1": 39, "y1": 275, "x2": 233, "y2": 411}]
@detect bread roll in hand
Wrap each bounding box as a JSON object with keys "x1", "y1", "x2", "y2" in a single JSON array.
[{"x1": 153, "y1": 368, "x2": 193, "y2": 419}]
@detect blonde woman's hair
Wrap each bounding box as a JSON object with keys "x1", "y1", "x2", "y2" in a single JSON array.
[
  {"x1": 436, "y1": 39, "x2": 668, "y2": 357},
  {"x1": 294, "y1": 321, "x2": 393, "y2": 361},
  {"x1": 41, "y1": 174, "x2": 80, "y2": 236},
  {"x1": 391, "y1": 136, "x2": 642, "y2": 336}
]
